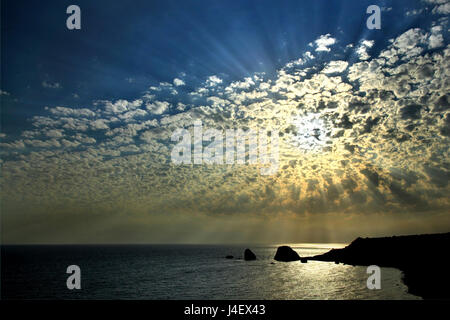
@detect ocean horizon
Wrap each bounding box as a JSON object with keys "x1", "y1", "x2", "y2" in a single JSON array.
[{"x1": 1, "y1": 244, "x2": 420, "y2": 300}]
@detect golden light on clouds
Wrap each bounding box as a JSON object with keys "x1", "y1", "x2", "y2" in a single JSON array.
[{"x1": 1, "y1": 15, "x2": 449, "y2": 243}]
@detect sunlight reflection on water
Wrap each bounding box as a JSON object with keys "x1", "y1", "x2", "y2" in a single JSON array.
[{"x1": 2, "y1": 245, "x2": 421, "y2": 300}]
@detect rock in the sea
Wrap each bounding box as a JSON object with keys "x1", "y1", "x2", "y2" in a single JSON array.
[
  {"x1": 274, "y1": 246, "x2": 301, "y2": 262},
  {"x1": 244, "y1": 248, "x2": 256, "y2": 261},
  {"x1": 225, "y1": 255, "x2": 234, "y2": 259}
]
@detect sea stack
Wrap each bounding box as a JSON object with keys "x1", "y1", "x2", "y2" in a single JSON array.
[
  {"x1": 274, "y1": 246, "x2": 301, "y2": 262},
  {"x1": 244, "y1": 248, "x2": 257, "y2": 261}
]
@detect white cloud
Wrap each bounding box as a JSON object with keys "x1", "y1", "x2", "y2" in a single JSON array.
[
  {"x1": 104, "y1": 99, "x2": 143, "y2": 114},
  {"x1": 176, "y1": 103, "x2": 187, "y2": 112},
  {"x1": 119, "y1": 109, "x2": 148, "y2": 121},
  {"x1": 173, "y1": 78, "x2": 185, "y2": 86},
  {"x1": 391, "y1": 28, "x2": 428, "y2": 58},
  {"x1": 424, "y1": 0, "x2": 450, "y2": 14},
  {"x1": 432, "y1": 2, "x2": 450, "y2": 14},
  {"x1": 428, "y1": 26, "x2": 444, "y2": 48},
  {"x1": 206, "y1": 75, "x2": 223, "y2": 86},
  {"x1": 362, "y1": 40, "x2": 375, "y2": 48},
  {"x1": 314, "y1": 34, "x2": 337, "y2": 52},
  {"x1": 356, "y1": 40, "x2": 375, "y2": 60},
  {"x1": 304, "y1": 51, "x2": 315, "y2": 60},
  {"x1": 146, "y1": 101, "x2": 170, "y2": 115},
  {"x1": 46, "y1": 106, "x2": 96, "y2": 118},
  {"x1": 226, "y1": 77, "x2": 255, "y2": 91},
  {"x1": 322, "y1": 60, "x2": 349, "y2": 74}
]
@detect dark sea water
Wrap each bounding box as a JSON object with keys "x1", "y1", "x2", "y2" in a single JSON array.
[{"x1": 1, "y1": 244, "x2": 420, "y2": 300}]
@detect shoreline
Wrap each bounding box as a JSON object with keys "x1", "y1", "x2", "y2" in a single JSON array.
[{"x1": 305, "y1": 232, "x2": 450, "y2": 299}]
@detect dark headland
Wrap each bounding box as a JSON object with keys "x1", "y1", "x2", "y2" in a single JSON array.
[{"x1": 306, "y1": 232, "x2": 450, "y2": 300}]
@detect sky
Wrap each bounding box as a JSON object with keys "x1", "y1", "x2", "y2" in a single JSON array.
[{"x1": 1, "y1": 0, "x2": 449, "y2": 244}]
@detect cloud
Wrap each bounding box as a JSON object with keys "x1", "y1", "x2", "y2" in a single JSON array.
[
  {"x1": 91, "y1": 119, "x2": 109, "y2": 130},
  {"x1": 0, "y1": 140, "x2": 25, "y2": 149},
  {"x1": 45, "y1": 129, "x2": 64, "y2": 138},
  {"x1": 428, "y1": 26, "x2": 444, "y2": 48},
  {"x1": 146, "y1": 100, "x2": 170, "y2": 115},
  {"x1": 356, "y1": 40, "x2": 375, "y2": 60},
  {"x1": 1, "y1": 19, "x2": 449, "y2": 243},
  {"x1": 314, "y1": 34, "x2": 337, "y2": 52},
  {"x1": 103, "y1": 99, "x2": 143, "y2": 114},
  {"x1": 304, "y1": 51, "x2": 315, "y2": 60},
  {"x1": 173, "y1": 78, "x2": 185, "y2": 86},
  {"x1": 432, "y1": 2, "x2": 450, "y2": 14},
  {"x1": 46, "y1": 106, "x2": 96, "y2": 117},
  {"x1": 206, "y1": 75, "x2": 223, "y2": 86},
  {"x1": 424, "y1": 0, "x2": 450, "y2": 14},
  {"x1": 392, "y1": 28, "x2": 428, "y2": 58},
  {"x1": 322, "y1": 60, "x2": 348, "y2": 74},
  {"x1": 119, "y1": 109, "x2": 148, "y2": 121}
]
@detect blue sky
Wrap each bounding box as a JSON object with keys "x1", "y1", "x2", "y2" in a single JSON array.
[
  {"x1": 1, "y1": 0, "x2": 431, "y2": 134},
  {"x1": 1, "y1": 0, "x2": 449, "y2": 243}
]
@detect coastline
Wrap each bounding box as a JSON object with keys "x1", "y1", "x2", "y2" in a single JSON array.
[{"x1": 306, "y1": 232, "x2": 450, "y2": 299}]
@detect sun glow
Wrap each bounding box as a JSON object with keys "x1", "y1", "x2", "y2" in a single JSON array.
[{"x1": 289, "y1": 113, "x2": 331, "y2": 152}]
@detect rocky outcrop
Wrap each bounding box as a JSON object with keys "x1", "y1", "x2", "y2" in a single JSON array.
[
  {"x1": 274, "y1": 246, "x2": 301, "y2": 262},
  {"x1": 306, "y1": 232, "x2": 450, "y2": 300},
  {"x1": 244, "y1": 248, "x2": 256, "y2": 261}
]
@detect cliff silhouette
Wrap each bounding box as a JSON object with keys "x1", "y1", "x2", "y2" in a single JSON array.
[{"x1": 307, "y1": 232, "x2": 450, "y2": 299}]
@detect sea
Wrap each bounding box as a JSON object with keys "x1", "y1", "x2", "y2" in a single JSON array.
[{"x1": 1, "y1": 244, "x2": 421, "y2": 300}]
